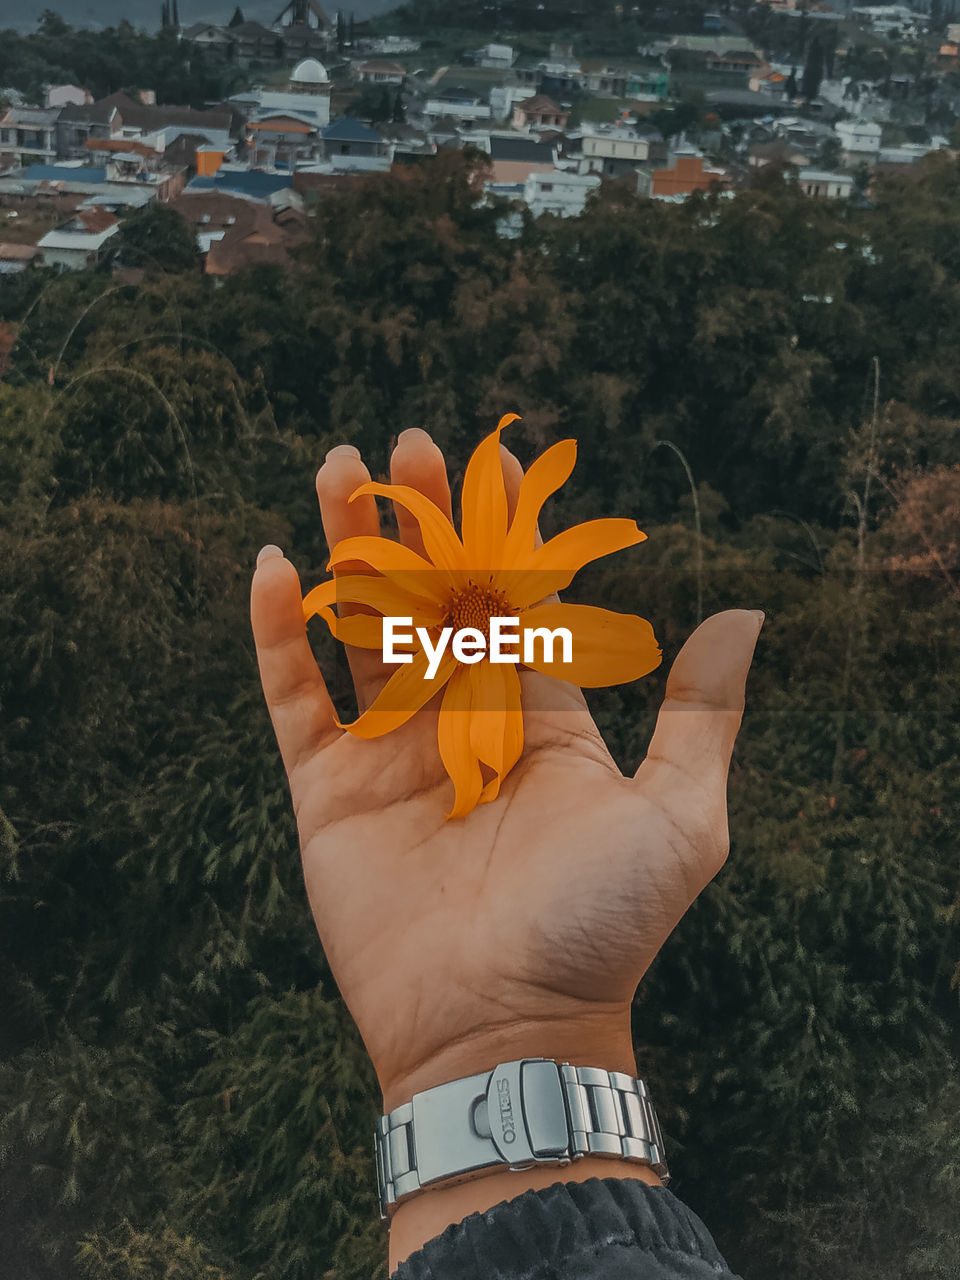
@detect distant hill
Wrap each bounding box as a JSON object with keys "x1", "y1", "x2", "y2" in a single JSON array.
[{"x1": 5, "y1": 0, "x2": 403, "y2": 34}]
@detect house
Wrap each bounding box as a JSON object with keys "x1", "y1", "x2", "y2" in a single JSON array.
[
  {"x1": 489, "y1": 86, "x2": 537, "y2": 121},
  {"x1": 355, "y1": 60, "x2": 406, "y2": 85},
  {"x1": 478, "y1": 43, "x2": 515, "y2": 69},
  {"x1": 0, "y1": 165, "x2": 162, "y2": 214},
  {"x1": 181, "y1": 23, "x2": 235, "y2": 62},
  {"x1": 45, "y1": 85, "x2": 93, "y2": 108},
  {"x1": 321, "y1": 117, "x2": 388, "y2": 159},
  {"x1": 229, "y1": 21, "x2": 282, "y2": 67},
  {"x1": 61, "y1": 143, "x2": 186, "y2": 201},
  {"x1": 524, "y1": 169, "x2": 600, "y2": 217},
  {"x1": 580, "y1": 124, "x2": 666, "y2": 176},
  {"x1": 488, "y1": 134, "x2": 556, "y2": 183},
  {"x1": 637, "y1": 154, "x2": 730, "y2": 199},
  {"x1": 511, "y1": 45, "x2": 584, "y2": 96},
  {"x1": 423, "y1": 91, "x2": 492, "y2": 124},
  {"x1": 186, "y1": 167, "x2": 294, "y2": 202},
  {"x1": 170, "y1": 189, "x2": 309, "y2": 274},
  {"x1": 56, "y1": 99, "x2": 122, "y2": 158},
  {"x1": 37, "y1": 206, "x2": 119, "y2": 269},
  {"x1": 0, "y1": 242, "x2": 41, "y2": 276},
  {"x1": 667, "y1": 35, "x2": 762, "y2": 68},
  {"x1": 835, "y1": 118, "x2": 881, "y2": 165},
  {"x1": 0, "y1": 107, "x2": 61, "y2": 166},
  {"x1": 749, "y1": 63, "x2": 789, "y2": 94},
  {"x1": 229, "y1": 82, "x2": 331, "y2": 131},
  {"x1": 584, "y1": 68, "x2": 628, "y2": 97},
  {"x1": 705, "y1": 49, "x2": 764, "y2": 74},
  {"x1": 748, "y1": 139, "x2": 807, "y2": 170},
  {"x1": 57, "y1": 93, "x2": 238, "y2": 161},
  {"x1": 246, "y1": 114, "x2": 323, "y2": 168},
  {"x1": 797, "y1": 168, "x2": 853, "y2": 198},
  {"x1": 512, "y1": 96, "x2": 568, "y2": 130}
]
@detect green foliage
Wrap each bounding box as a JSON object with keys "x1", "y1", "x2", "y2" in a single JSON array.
[
  {"x1": 114, "y1": 206, "x2": 199, "y2": 275},
  {"x1": 0, "y1": 15, "x2": 249, "y2": 106},
  {"x1": 1, "y1": 149, "x2": 958, "y2": 1279}
]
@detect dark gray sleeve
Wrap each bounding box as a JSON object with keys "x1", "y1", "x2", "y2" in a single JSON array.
[{"x1": 389, "y1": 1176, "x2": 744, "y2": 1280}]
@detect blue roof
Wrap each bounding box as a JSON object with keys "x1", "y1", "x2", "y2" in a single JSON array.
[
  {"x1": 25, "y1": 164, "x2": 108, "y2": 183},
  {"x1": 188, "y1": 170, "x2": 293, "y2": 199},
  {"x1": 322, "y1": 116, "x2": 382, "y2": 143}
]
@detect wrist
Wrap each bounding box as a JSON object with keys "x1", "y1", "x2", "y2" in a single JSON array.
[
  {"x1": 378, "y1": 1025, "x2": 665, "y2": 1273},
  {"x1": 378, "y1": 1011, "x2": 637, "y2": 1113}
]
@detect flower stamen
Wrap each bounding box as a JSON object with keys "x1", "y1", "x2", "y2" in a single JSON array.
[{"x1": 443, "y1": 581, "x2": 512, "y2": 640}]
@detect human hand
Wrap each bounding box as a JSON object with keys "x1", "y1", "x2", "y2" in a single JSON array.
[{"x1": 250, "y1": 429, "x2": 763, "y2": 1126}]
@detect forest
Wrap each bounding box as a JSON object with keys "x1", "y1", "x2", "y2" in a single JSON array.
[{"x1": 0, "y1": 149, "x2": 958, "y2": 1279}]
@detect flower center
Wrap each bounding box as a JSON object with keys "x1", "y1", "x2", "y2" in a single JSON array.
[{"x1": 443, "y1": 581, "x2": 512, "y2": 639}]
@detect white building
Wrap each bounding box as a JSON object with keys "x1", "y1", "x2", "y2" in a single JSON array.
[
  {"x1": 524, "y1": 169, "x2": 600, "y2": 217},
  {"x1": 835, "y1": 118, "x2": 882, "y2": 164},
  {"x1": 580, "y1": 124, "x2": 666, "y2": 177},
  {"x1": 851, "y1": 4, "x2": 926, "y2": 34},
  {"x1": 423, "y1": 99, "x2": 492, "y2": 123},
  {"x1": 355, "y1": 60, "x2": 406, "y2": 85},
  {"x1": 38, "y1": 219, "x2": 119, "y2": 269},
  {"x1": 798, "y1": 169, "x2": 854, "y2": 198},
  {"x1": 478, "y1": 42, "x2": 515, "y2": 68}
]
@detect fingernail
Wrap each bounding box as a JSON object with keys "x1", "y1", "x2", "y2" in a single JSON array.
[
  {"x1": 257, "y1": 544, "x2": 283, "y2": 566},
  {"x1": 754, "y1": 610, "x2": 765, "y2": 629},
  {"x1": 398, "y1": 427, "x2": 432, "y2": 444},
  {"x1": 325, "y1": 444, "x2": 361, "y2": 461}
]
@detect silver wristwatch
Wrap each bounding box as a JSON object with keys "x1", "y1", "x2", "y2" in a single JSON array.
[{"x1": 374, "y1": 1057, "x2": 669, "y2": 1223}]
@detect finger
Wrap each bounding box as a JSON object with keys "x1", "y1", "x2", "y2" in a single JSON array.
[
  {"x1": 389, "y1": 428, "x2": 453, "y2": 558},
  {"x1": 636, "y1": 607, "x2": 764, "y2": 809},
  {"x1": 251, "y1": 545, "x2": 339, "y2": 786},
  {"x1": 315, "y1": 445, "x2": 386, "y2": 712}
]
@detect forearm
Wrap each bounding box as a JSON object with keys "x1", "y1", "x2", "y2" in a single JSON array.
[{"x1": 380, "y1": 1023, "x2": 664, "y2": 1273}]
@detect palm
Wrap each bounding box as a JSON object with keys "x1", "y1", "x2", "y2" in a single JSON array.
[{"x1": 251, "y1": 430, "x2": 761, "y2": 1106}]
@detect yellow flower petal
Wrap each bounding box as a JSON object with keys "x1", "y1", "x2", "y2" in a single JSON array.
[
  {"x1": 302, "y1": 579, "x2": 410, "y2": 650},
  {"x1": 503, "y1": 438, "x2": 577, "y2": 561},
  {"x1": 519, "y1": 602, "x2": 661, "y2": 687},
  {"x1": 469, "y1": 661, "x2": 524, "y2": 807},
  {"x1": 438, "y1": 666, "x2": 484, "y2": 819},
  {"x1": 326, "y1": 536, "x2": 449, "y2": 604},
  {"x1": 326, "y1": 574, "x2": 443, "y2": 626},
  {"x1": 461, "y1": 412, "x2": 521, "y2": 570},
  {"x1": 349, "y1": 482, "x2": 465, "y2": 577},
  {"x1": 509, "y1": 518, "x2": 648, "y2": 608},
  {"x1": 340, "y1": 647, "x2": 457, "y2": 738}
]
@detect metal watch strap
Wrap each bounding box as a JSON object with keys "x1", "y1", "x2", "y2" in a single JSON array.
[{"x1": 374, "y1": 1057, "x2": 669, "y2": 1223}]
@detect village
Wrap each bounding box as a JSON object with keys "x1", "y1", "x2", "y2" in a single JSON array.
[{"x1": 2, "y1": 0, "x2": 960, "y2": 277}]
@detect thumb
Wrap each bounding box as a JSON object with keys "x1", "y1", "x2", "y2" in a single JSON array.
[{"x1": 636, "y1": 608, "x2": 764, "y2": 804}]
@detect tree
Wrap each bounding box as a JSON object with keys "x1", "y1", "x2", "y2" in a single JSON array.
[
  {"x1": 114, "y1": 204, "x2": 199, "y2": 273},
  {"x1": 391, "y1": 88, "x2": 406, "y2": 123},
  {"x1": 785, "y1": 66, "x2": 798, "y2": 98},
  {"x1": 336, "y1": 7, "x2": 345, "y2": 48},
  {"x1": 801, "y1": 33, "x2": 824, "y2": 101},
  {"x1": 228, "y1": 5, "x2": 245, "y2": 25},
  {"x1": 818, "y1": 134, "x2": 842, "y2": 169}
]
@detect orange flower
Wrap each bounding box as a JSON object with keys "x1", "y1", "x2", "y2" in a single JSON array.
[{"x1": 302, "y1": 415, "x2": 661, "y2": 818}]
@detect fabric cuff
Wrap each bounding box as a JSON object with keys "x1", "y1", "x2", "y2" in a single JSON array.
[{"x1": 389, "y1": 1175, "x2": 740, "y2": 1280}]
